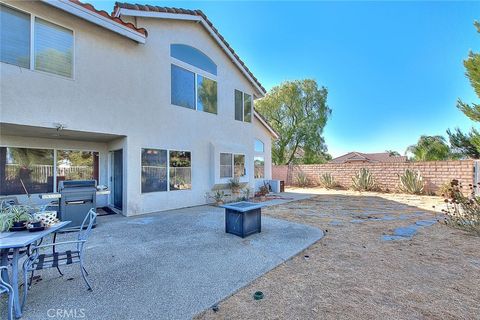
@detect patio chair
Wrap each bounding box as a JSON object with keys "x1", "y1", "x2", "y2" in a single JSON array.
[
  {"x1": 22, "y1": 209, "x2": 97, "y2": 306},
  {"x1": 0, "y1": 266, "x2": 14, "y2": 320}
]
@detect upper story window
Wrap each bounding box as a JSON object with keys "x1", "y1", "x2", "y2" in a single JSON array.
[
  {"x1": 0, "y1": 4, "x2": 73, "y2": 78},
  {"x1": 171, "y1": 44, "x2": 217, "y2": 75},
  {"x1": 170, "y1": 44, "x2": 217, "y2": 114},
  {"x1": 254, "y1": 139, "x2": 264, "y2": 153},
  {"x1": 234, "y1": 90, "x2": 252, "y2": 122},
  {"x1": 0, "y1": 4, "x2": 30, "y2": 69},
  {"x1": 171, "y1": 64, "x2": 217, "y2": 114},
  {"x1": 34, "y1": 18, "x2": 73, "y2": 78}
]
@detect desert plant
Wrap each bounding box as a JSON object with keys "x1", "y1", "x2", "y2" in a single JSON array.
[
  {"x1": 296, "y1": 171, "x2": 310, "y2": 188},
  {"x1": 228, "y1": 177, "x2": 241, "y2": 194},
  {"x1": 351, "y1": 168, "x2": 377, "y2": 191},
  {"x1": 442, "y1": 180, "x2": 480, "y2": 236},
  {"x1": 241, "y1": 187, "x2": 252, "y2": 201},
  {"x1": 319, "y1": 173, "x2": 336, "y2": 189},
  {"x1": 212, "y1": 190, "x2": 225, "y2": 204},
  {"x1": 398, "y1": 169, "x2": 424, "y2": 194}
]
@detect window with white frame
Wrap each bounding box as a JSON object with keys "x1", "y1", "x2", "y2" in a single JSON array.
[
  {"x1": 0, "y1": 4, "x2": 73, "y2": 78},
  {"x1": 141, "y1": 149, "x2": 168, "y2": 193},
  {"x1": 171, "y1": 64, "x2": 217, "y2": 114},
  {"x1": 220, "y1": 153, "x2": 232, "y2": 179},
  {"x1": 254, "y1": 156, "x2": 265, "y2": 179},
  {"x1": 169, "y1": 151, "x2": 191, "y2": 190},
  {"x1": 254, "y1": 139, "x2": 264, "y2": 153},
  {"x1": 220, "y1": 153, "x2": 246, "y2": 179},
  {"x1": 234, "y1": 90, "x2": 252, "y2": 122},
  {"x1": 141, "y1": 148, "x2": 192, "y2": 193}
]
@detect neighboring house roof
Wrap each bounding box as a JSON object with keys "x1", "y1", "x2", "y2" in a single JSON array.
[
  {"x1": 112, "y1": 2, "x2": 267, "y2": 96},
  {"x1": 42, "y1": 0, "x2": 148, "y2": 43},
  {"x1": 329, "y1": 152, "x2": 408, "y2": 164}
]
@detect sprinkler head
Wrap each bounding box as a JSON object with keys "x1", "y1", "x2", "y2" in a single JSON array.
[{"x1": 254, "y1": 291, "x2": 264, "y2": 300}]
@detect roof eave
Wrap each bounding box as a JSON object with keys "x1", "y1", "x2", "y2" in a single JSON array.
[
  {"x1": 254, "y1": 110, "x2": 279, "y2": 139},
  {"x1": 115, "y1": 8, "x2": 266, "y2": 97},
  {"x1": 42, "y1": 0, "x2": 146, "y2": 43}
]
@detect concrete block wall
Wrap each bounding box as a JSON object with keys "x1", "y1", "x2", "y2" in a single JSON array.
[{"x1": 272, "y1": 160, "x2": 475, "y2": 194}]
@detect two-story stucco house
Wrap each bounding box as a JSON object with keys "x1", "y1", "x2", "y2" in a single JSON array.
[{"x1": 0, "y1": 0, "x2": 278, "y2": 216}]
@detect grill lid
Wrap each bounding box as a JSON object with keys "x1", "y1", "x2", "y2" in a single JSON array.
[{"x1": 58, "y1": 180, "x2": 97, "y2": 191}]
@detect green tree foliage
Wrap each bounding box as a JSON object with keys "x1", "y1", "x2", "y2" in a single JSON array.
[
  {"x1": 197, "y1": 77, "x2": 217, "y2": 114},
  {"x1": 385, "y1": 150, "x2": 401, "y2": 157},
  {"x1": 448, "y1": 21, "x2": 480, "y2": 158},
  {"x1": 255, "y1": 79, "x2": 331, "y2": 165},
  {"x1": 447, "y1": 128, "x2": 480, "y2": 158},
  {"x1": 406, "y1": 135, "x2": 452, "y2": 161}
]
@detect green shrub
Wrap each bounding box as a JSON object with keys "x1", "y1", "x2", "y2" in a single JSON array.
[
  {"x1": 398, "y1": 169, "x2": 424, "y2": 194},
  {"x1": 296, "y1": 171, "x2": 310, "y2": 188},
  {"x1": 351, "y1": 168, "x2": 377, "y2": 191},
  {"x1": 319, "y1": 173, "x2": 336, "y2": 189}
]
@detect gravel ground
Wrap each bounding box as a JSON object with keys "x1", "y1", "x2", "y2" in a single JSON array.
[{"x1": 196, "y1": 188, "x2": 480, "y2": 320}]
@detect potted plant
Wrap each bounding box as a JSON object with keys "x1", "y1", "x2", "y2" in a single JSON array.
[
  {"x1": 0, "y1": 204, "x2": 32, "y2": 231},
  {"x1": 228, "y1": 177, "x2": 242, "y2": 196},
  {"x1": 257, "y1": 185, "x2": 269, "y2": 201},
  {"x1": 212, "y1": 190, "x2": 225, "y2": 205}
]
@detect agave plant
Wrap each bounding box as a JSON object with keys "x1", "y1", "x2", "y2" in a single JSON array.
[
  {"x1": 398, "y1": 169, "x2": 424, "y2": 194},
  {"x1": 295, "y1": 171, "x2": 309, "y2": 188},
  {"x1": 351, "y1": 168, "x2": 377, "y2": 191},
  {"x1": 319, "y1": 173, "x2": 336, "y2": 189}
]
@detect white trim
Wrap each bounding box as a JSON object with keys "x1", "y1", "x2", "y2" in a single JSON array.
[
  {"x1": 254, "y1": 110, "x2": 279, "y2": 139},
  {"x1": 41, "y1": 0, "x2": 146, "y2": 43},
  {"x1": 116, "y1": 8, "x2": 265, "y2": 95}
]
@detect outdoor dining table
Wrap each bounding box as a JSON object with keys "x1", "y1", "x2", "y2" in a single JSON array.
[{"x1": 0, "y1": 221, "x2": 71, "y2": 318}]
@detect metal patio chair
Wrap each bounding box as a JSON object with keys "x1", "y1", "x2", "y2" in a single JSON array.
[
  {"x1": 22, "y1": 209, "x2": 97, "y2": 307},
  {"x1": 0, "y1": 266, "x2": 14, "y2": 320}
]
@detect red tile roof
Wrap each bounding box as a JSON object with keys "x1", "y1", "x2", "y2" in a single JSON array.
[
  {"x1": 68, "y1": 0, "x2": 148, "y2": 36},
  {"x1": 113, "y1": 2, "x2": 266, "y2": 94},
  {"x1": 329, "y1": 152, "x2": 408, "y2": 164}
]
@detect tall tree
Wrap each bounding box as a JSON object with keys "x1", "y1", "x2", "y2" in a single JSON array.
[
  {"x1": 255, "y1": 79, "x2": 331, "y2": 165},
  {"x1": 448, "y1": 21, "x2": 480, "y2": 158},
  {"x1": 385, "y1": 150, "x2": 401, "y2": 157},
  {"x1": 406, "y1": 135, "x2": 452, "y2": 161}
]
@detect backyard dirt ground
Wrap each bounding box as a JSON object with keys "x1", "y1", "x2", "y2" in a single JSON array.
[{"x1": 196, "y1": 188, "x2": 480, "y2": 320}]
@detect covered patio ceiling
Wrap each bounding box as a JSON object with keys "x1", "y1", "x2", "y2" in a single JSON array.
[{"x1": 0, "y1": 123, "x2": 125, "y2": 143}]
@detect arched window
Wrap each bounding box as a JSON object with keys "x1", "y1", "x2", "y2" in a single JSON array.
[
  {"x1": 254, "y1": 139, "x2": 264, "y2": 153},
  {"x1": 170, "y1": 44, "x2": 217, "y2": 75}
]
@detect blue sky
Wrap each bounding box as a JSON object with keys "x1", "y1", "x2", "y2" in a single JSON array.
[{"x1": 92, "y1": 0, "x2": 479, "y2": 157}]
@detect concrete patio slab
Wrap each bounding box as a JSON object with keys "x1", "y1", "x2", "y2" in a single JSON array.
[{"x1": 2, "y1": 205, "x2": 323, "y2": 320}]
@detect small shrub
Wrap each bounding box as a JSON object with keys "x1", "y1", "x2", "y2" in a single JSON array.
[
  {"x1": 228, "y1": 177, "x2": 241, "y2": 193},
  {"x1": 398, "y1": 169, "x2": 424, "y2": 195},
  {"x1": 438, "y1": 181, "x2": 452, "y2": 197},
  {"x1": 296, "y1": 171, "x2": 310, "y2": 188},
  {"x1": 442, "y1": 180, "x2": 480, "y2": 236},
  {"x1": 351, "y1": 168, "x2": 377, "y2": 191},
  {"x1": 319, "y1": 173, "x2": 336, "y2": 189}
]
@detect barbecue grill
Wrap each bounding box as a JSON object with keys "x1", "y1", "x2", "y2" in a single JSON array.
[{"x1": 58, "y1": 180, "x2": 97, "y2": 229}]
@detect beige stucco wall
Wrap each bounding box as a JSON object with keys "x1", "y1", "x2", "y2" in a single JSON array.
[{"x1": 0, "y1": 1, "x2": 273, "y2": 216}]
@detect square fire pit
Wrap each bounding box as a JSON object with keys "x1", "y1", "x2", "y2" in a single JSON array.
[{"x1": 221, "y1": 201, "x2": 264, "y2": 238}]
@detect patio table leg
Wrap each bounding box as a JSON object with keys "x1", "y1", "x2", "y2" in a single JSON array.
[
  {"x1": 0, "y1": 249, "x2": 9, "y2": 283},
  {"x1": 11, "y1": 248, "x2": 22, "y2": 318}
]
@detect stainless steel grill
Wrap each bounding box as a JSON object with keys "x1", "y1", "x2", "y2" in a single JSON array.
[{"x1": 58, "y1": 180, "x2": 97, "y2": 229}]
